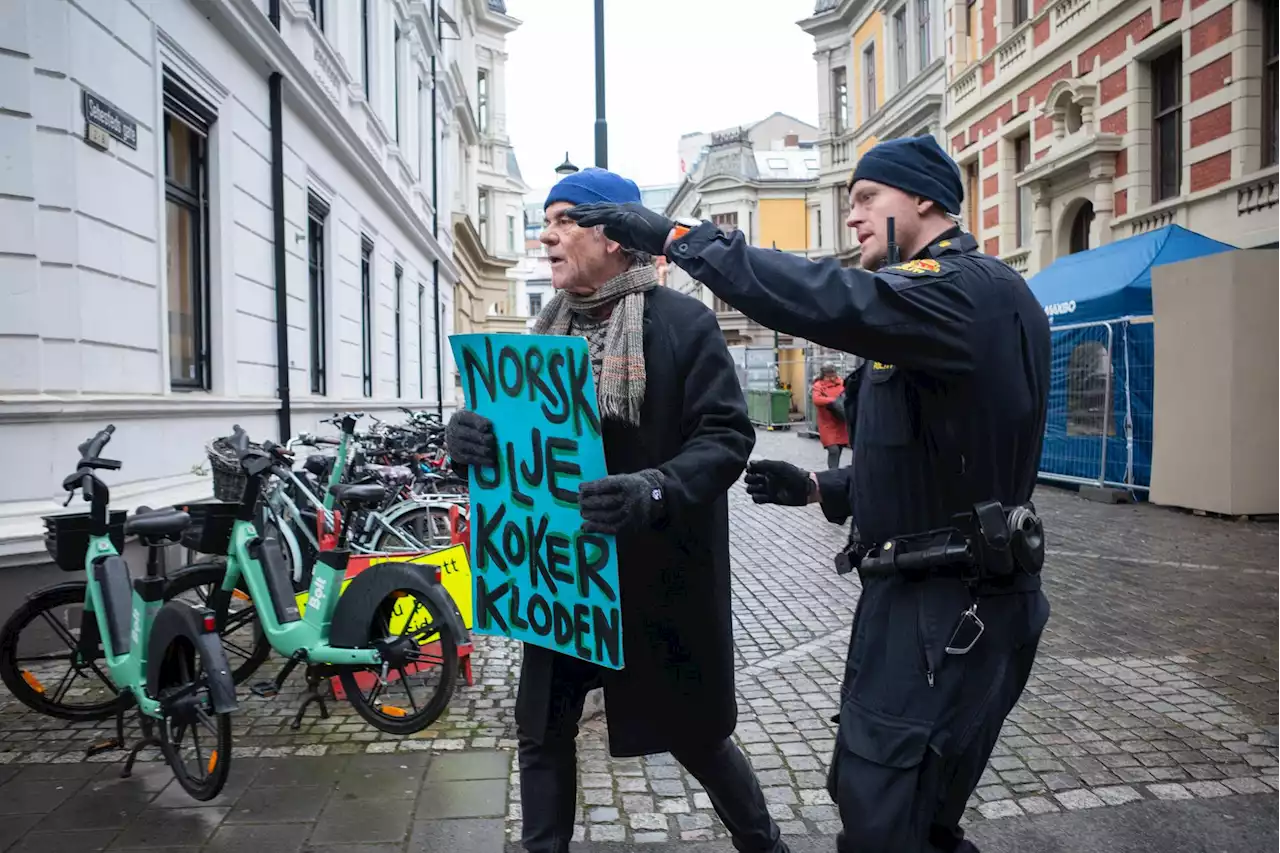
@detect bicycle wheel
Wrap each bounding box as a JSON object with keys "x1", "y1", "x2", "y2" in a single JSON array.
[
  {"x1": 0, "y1": 583, "x2": 129, "y2": 721},
  {"x1": 153, "y1": 635, "x2": 233, "y2": 801},
  {"x1": 335, "y1": 580, "x2": 458, "y2": 735},
  {"x1": 165, "y1": 563, "x2": 270, "y2": 685},
  {"x1": 368, "y1": 505, "x2": 452, "y2": 552}
]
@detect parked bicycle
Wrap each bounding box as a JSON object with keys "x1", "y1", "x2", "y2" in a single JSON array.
[
  {"x1": 165, "y1": 425, "x2": 463, "y2": 734},
  {"x1": 0, "y1": 426, "x2": 237, "y2": 800}
]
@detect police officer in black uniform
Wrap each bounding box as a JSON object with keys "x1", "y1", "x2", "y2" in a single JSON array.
[{"x1": 567, "y1": 134, "x2": 1052, "y2": 853}]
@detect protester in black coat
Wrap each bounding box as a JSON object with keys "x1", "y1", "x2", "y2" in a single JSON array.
[{"x1": 446, "y1": 167, "x2": 790, "y2": 853}]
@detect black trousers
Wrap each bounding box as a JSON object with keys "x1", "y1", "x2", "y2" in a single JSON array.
[
  {"x1": 826, "y1": 445, "x2": 844, "y2": 469},
  {"x1": 517, "y1": 654, "x2": 787, "y2": 853},
  {"x1": 827, "y1": 578, "x2": 1050, "y2": 853}
]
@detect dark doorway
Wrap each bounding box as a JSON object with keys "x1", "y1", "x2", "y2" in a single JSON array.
[{"x1": 1069, "y1": 202, "x2": 1095, "y2": 254}]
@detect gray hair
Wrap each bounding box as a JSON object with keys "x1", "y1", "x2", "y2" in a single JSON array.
[{"x1": 592, "y1": 224, "x2": 652, "y2": 266}]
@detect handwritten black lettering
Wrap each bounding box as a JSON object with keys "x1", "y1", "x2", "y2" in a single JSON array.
[
  {"x1": 502, "y1": 519, "x2": 527, "y2": 568},
  {"x1": 553, "y1": 600, "x2": 574, "y2": 646},
  {"x1": 498, "y1": 345, "x2": 523, "y2": 397},
  {"x1": 526, "y1": 348, "x2": 567, "y2": 424},
  {"x1": 475, "y1": 575, "x2": 509, "y2": 633},
  {"x1": 567, "y1": 348, "x2": 600, "y2": 438},
  {"x1": 508, "y1": 583, "x2": 530, "y2": 631},
  {"x1": 519, "y1": 428, "x2": 545, "y2": 491},
  {"x1": 524, "y1": 514, "x2": 551, "y2": 591},
  {"x1": 460, "y1": 339, "x2": 498, "y2": 406},
  {"x1": 504, "y1": 440, "x2": 534, "y2": 508},
  {"x1": 546, "y1": 437, "x2": 581, "y2": 504},
  {"x1": 528, "y1": 593, "x2": 552, "y2": 636},
  {"x1": 475, "y1": 503, "x2": 507, "y2": 573},
  {"x1": 593, "y1": 605, "x2": 621, "y2": 667},
  {"x1": 573, "y1": 604, "x2": 592, "y2": 661},
  {"x1": 546, "y1": 532, "x2": 572, "y2": 582},
  {"x1": 576, "y1": 533, "x2": 616, "y2": 602}
]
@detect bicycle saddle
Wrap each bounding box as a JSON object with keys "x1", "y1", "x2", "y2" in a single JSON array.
[
  {"x1": 126, "y1": 506, "x2": 191, "y2": 540},
  {"x1": 328, "y1": 483, "x2": 386, "y2": 506}
]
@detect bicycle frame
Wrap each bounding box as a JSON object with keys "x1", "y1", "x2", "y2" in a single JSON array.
[
  {"x1": 79, "y1": 527, "x2": 164, "y2": 717},
  {"x1": 218, "y1": 520, "x2": 382, "y2": 667}
]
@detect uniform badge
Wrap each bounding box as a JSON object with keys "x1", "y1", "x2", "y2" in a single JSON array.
[{"x1": 888, "y1": 259, "x2": 942, "y2": 275}]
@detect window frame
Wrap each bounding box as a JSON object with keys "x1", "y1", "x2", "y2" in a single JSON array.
[
  {"x1": 310, "y1": 0, "x2": 325, "y2": 31},
  {"x1": 863, "y1": 43, "x2": 878, "y2": 119},
  {"x1": 307, "y1": 193, "x2": 329, "y2": 396},
  {"x1": 477, "y1": 68, "x2": 489, "y2": 134},
  {"x1": 893, "y1": 7, "x2": 909, "y2": 90},
  {"x1": 1013, "y1": 0, "x2": 1029, "y2": 27},
  {"x1": 393, "y1": 23, "x2": 402, "y2": 143},
  {"x1": 360, "y1": 236, "x2": 374, "y2": 398},
  {"x1": 917, "y1": 0, "x2": 932, "y2": 68},
  {"x1": 1014, "y1": 134, "x2": 1032, "y2": 249},
  {"x1": 417, "y1": 281, "x2": 426, "y2": 399},
  {"x1": 529, "y1": 292, "x2": 543, "y2": 316},
  {"x1": 163, "y1": 73, "x2": 215, "y2": 392},
  {"x1": 361, "y1": 0, "x2": 372, "y2": 100},
  {"x1": 1151, "y1": 49, "x2": 1183, "y2": 203},
  {"x1": 832, "y1": 66, "x2": 849, "y2": 135}
]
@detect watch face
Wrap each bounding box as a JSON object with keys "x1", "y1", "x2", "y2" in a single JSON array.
[{"x1": 651, "y1": 487, "x2": 663, "y2": 501}]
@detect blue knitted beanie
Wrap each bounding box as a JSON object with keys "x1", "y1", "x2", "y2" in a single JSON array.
[{"x1": 545, "y1": 167, "x2": 642, "y2": 210}]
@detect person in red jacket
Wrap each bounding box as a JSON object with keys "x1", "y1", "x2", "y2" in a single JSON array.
[{"x1": 812, "y1": 363, "x2": 848, "y2": 469}]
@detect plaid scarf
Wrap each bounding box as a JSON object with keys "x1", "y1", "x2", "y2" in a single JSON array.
[{"x1": 532, "y1": 261, "x2": 657, "y2": 425}]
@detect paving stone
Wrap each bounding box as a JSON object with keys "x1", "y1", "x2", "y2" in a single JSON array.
[
  {"x1": 1055, "y1": 789, "x2": 1106, "y2": 810},
  {"x1": 1146, "y1": 783, "x2": 1194, "y2": 800},
  {"x1": 1094, "y1": 785, "x2": 1143, "y2": 806},
  {"x1": 1222, "y1": 776, "x2": 1272, "y2": 795},
  {"x1": 630, "y1": 813, "x2": 668, "y2": 831},
  {"x1": 1184, "y1": 780, "x2": 1233, "y2": 798},
  {"x1": 1017, "y1": 796, "x2": 1059, "y2": 815},
  {"x1": 977, "y1": 800, "x2": 1023, "y2": 819}
]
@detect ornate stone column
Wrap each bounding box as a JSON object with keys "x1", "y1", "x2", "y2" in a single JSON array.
[
  {"x1": 1089, "y1": 154, "x2": 1116, "y2": 248},
  {"x1": 1030, "y1": 179, "x2": 1054, "y2": 271}
]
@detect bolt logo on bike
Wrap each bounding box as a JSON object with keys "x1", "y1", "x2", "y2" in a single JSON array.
[{"x1": 0, "y1": 425, "x2": 238, "y2": 801}]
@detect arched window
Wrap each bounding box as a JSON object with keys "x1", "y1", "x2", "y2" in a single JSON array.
[{"x1": 1067, "y1": 340, "x2": 1114, "y2": 436}]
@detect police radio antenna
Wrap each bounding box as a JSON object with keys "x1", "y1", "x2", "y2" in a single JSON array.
[{"x1": 886, "y1": 216, "x2": 901, "y2": 265}]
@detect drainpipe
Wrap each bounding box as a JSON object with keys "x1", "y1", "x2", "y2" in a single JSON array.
[
  {"x1": 431, "y1": 13, "x2": 444, "y2": 418},
  {"x1": 269, "y1": 1, "x2": 292, "y2": 440}
]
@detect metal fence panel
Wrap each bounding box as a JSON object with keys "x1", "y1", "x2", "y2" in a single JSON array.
[{"x1": 1039, "y1": 318, "x2": 1152, "y2": 492}]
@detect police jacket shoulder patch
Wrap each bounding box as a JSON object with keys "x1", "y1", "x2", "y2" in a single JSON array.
[{"x1": 887, "y1": 259, "x2": 943, "y2": 276}]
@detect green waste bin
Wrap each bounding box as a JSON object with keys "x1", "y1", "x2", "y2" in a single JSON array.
[{"x1": 746, "y1": 389, "x2": 791, "y2": 426}]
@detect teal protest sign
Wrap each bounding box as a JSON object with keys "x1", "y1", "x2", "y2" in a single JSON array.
[{"x1": 449, "y1": 333, "x2": 623, "y2": 670}]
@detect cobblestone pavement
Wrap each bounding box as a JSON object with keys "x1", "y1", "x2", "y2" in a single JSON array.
[{"x1": 0, "y1": 429, "x2": 1275, "y2": 848}]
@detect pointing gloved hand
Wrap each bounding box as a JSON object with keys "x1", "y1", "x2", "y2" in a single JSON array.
[
  {"x1": 445, "y1": 409, "x2": 498, "y2": 470},
  {"x1": 578, "y1": 469, "x2": 667, "y2": 535},
  {"x1": 566, "y1": 202, "x2": 675, "y2": 257},
  {"x1": 744, "y1": 460, "x2": 814, "y2": 506}
]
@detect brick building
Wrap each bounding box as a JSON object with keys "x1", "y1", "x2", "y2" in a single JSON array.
[{"x1": 944, "y1": 0, "x2": 1278, "y2": 276}]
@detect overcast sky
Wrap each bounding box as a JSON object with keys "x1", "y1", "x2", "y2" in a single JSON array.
[{"x1": 505, "y1": 0, "x2": 819, "y2": 202}]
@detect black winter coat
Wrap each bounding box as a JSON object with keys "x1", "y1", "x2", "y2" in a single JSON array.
[{"x1": 514, "y1": 286, "x2": 755, "y2": 758}]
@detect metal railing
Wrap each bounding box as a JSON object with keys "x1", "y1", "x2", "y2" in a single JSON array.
[{"x1": 1038, "y1": 317, "x2": 1153, "y2": 492}]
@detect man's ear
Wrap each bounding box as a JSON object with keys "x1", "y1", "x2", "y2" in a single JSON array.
[{"x1": 915, "y1": 196, "x2": 936, "y2": 216}]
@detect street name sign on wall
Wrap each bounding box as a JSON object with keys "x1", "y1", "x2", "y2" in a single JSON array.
[
  {"x1": 450, "y1": 333, "x2": 624, "y2": 670},
  {"x1": 82, "y1": 90, "x2": 138, "y2": 149}
]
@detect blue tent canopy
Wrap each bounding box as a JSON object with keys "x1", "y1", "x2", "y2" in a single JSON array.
[{"x1": 1028, "y1": 224, "x2": 1236, "y2": 325}]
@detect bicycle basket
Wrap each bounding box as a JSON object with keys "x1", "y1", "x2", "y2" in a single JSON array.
[
  {"x1": 43, "y1": 511, "x2": 127, "y2": 572},
  {"x1": 206, "y1": 436, "x2": 254, "y2": 502},
  {"x1": 175, "y1": 501, "x2": 240, "y2": 555}
]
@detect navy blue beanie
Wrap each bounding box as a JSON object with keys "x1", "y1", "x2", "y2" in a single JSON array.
[
  {"x1": 545, "y1": 167, "x2": 642, "y2": 210},
  {"x1": 848, "y1": 135, "x2": 964, "y2": 215}
]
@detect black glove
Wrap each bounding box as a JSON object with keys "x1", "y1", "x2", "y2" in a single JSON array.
[
  {"x1": 445, "y1": 410, "x2": 498, "y2": 470},
  {"x1": 565, "y1": 202, "x2": 674, "y2": 256},
  {"x1": 578, "y1": 469, "x2": 667, "y2": 535},
  {"x1": 744, "y1": 460, "x2": 813, "y2": 506}
]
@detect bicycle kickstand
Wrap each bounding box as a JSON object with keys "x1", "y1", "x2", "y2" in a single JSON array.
[
  {"x1": 290, "y1": 666, "x2": 331, "y2": 731},
  {"x1": 121, "y1": 716, "x2": 162, "y2": 779},
  {"x1": 251, "y1": 654, "x2": 302, "y2": 699}
]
